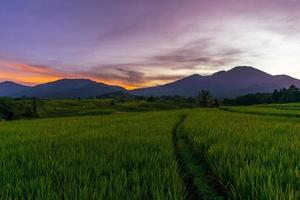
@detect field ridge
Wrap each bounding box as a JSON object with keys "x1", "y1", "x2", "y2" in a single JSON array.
[
  {"x1": 173, "y1": 115, "x2": 224, "y2": 200},
  {"x1": 220, "y1": 107, "x2": 300, "y2": 118}
]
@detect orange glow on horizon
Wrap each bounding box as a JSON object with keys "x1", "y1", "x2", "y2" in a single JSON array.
[{"x1": 0, "y1": 59, "x2": 158, "y2": 90}]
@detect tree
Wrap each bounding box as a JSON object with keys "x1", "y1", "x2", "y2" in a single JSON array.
[
  {"x1": 110, "y1": 99, "x2": 116, "y2": 105},
  {"x1": 198, "y1": 90, "x2": 213, "y2": 107},
  {"x1": 32, "y1": 98, "x2": 38, "y2": 114},
  {"x1": 288, "y1": 85, "x2": 299, "y2": 92},
  {"x1": 287, "y1": 85, "x2": 300, "y2": 102},
  {"x1": 0, "y1": 98, "x2": 15, "y2": 120},
  {"x1": 187, "y1": 97, "x2": 196, "y2": 104},
  {"x1": 272, "y1": 89, "x2": 280, "y2": 102},
  {"x1": 212, "y1": 98, "x2": 220, "y2": 107},
  {"x1": 224, "y1": 85, "x2": 300, "y2": 106},
  {"x1": 147, "y1": 96, "x2": 155, "y2": 102},
  {"x1": 22, "y1": 98, "x2": 40, "y2": 118}
]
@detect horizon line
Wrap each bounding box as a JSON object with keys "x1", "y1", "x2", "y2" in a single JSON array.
[{"x1": 0, "y1": 66, "x2": 295, "y2": 90}]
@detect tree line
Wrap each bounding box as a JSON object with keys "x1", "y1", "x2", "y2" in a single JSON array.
[
  {"x1": 143, "y1": 90, "x2": 220, "y2": 108},
  {"x1": 224, "y1": 85, "x2": 300, "y2": 106},
  {"x1": 0, "y1": 98, "x2": 41, "y2": 120},
  {"x1": 142, "y1": 85, "x2": 300, "y2": 107},
  {"x1": 1, "y1": 85, "x2": 299, "y2": 120}
]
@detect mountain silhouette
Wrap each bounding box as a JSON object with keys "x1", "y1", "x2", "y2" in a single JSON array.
[
  {"x1": 11, "y1": 79, "x2": 126, "y2": 98},
  {"x1": 0, "y1": 81, "x2": 30, "y2": 97},
  {"x1": 132, "y1": 66, "x2": 300, "y2": 97},
  {"x1": 1, "y1": 66, "x2": 300, "y2": 98}
]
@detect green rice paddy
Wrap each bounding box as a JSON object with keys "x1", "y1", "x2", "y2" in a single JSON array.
[{"x1": 1, "y1": 101, "x2": 300, "y2": 199}]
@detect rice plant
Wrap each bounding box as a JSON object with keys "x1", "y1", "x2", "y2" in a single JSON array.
[
  {"x1": 0, "y1": 111, "x2": 186, "y2": 200},
  {"x1": 182, "y1": 109, "x2": 300, "y2": 199}
]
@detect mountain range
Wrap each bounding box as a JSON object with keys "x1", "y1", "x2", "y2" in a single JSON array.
[
  {"x1": 1, "y1": 79, "x2": 125, "y2": 98},
  {"x1": 133, "y1": 66, "x2": 300, "y2": 97},
  {"x1": 0, "y1": 81, "x2": 31, "y2": 97},
  {"x1": 1, "y1": 66, "x2": 300, "y2": 98}
]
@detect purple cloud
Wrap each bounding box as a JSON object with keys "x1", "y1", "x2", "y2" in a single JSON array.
[{"x1": 1, "y1": 0, "x2": 300, "y2": 86}]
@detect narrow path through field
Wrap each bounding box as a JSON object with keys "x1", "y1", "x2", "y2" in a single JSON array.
[{"x1": 173, "y1": 115, "x2": 225, "y2": 200}]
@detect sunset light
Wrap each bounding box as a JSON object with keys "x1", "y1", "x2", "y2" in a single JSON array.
[{"x1": 1, "y1": 0, "x2": 300, "y2": 88}]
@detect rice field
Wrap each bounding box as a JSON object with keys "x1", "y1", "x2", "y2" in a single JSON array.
[
  {"x1": 1, "y1": 111, "x2": 186, "y2": 199},
  {"x1": 222, "y1": 105, "x2": 300, "y2": 118},
  {"x1": 2, "y1": 102, "x2": 300, "y2": 199},
  {"x1": 180, "y1": 109, "x2": 300, "y2": 199}
]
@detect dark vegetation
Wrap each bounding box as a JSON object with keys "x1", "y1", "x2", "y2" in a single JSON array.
[
  {"x1": 224, "y1": 85, "x2": 300, "y2": 106},
  {"x1": 1, "y1": 85, "x2": 299, "y2": 121},
  {"x1": 0, "y1": 90, "x2": 220, "y2": 121},
  {"x1": 0, "y1": 98, "x2": 41, "y2": 120},
  {"x1": 141, "y1": 85, "x2": 300, "y2": 108}
]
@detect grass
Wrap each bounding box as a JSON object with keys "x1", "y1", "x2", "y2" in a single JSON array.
[
  {"x1": 173, "y1": 115, "x2": 224, "y2": 200},
  {"x1": 221, "y1": 105, "x2": 300, "y2": 118},
  {"x1": 1, "y1": 111, "x2": 186, "y2": 199},
  {"x1": 181, "y1": 109, "x2": 300, "y2": 199},
  {"x1": 2, "y1": 101, "x2": 300, "y2": 199},
  {"x1": 34, "y1": 99, "x2": 189, "y2": 118}
]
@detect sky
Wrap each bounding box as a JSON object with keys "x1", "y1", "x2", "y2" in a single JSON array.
[{"x1": 1, "y1": 0, "x2": 300, "y2": 89}]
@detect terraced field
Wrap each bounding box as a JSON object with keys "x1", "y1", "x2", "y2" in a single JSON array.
[{"x1": 1, "y1": 103, "x2": 300, "y2": 199}]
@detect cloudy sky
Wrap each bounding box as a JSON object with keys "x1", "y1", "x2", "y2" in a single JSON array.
[{"x1": 1, "y1": 0, "x2": 300, "y2": 89}]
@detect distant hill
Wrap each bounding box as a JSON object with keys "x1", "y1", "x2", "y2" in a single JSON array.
[
  {"x1": 132, "y1": 66, "x2": 300, "y2": 98},
  {"x1": 0, "y1": 81, "x2": 30, "y2": 97},
  {"x1": 12, "y1": 79, "x2": 126, "y2": 98},
  {"x1": 2, "y1": 66, "x2": 300, "y2": 98}
]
